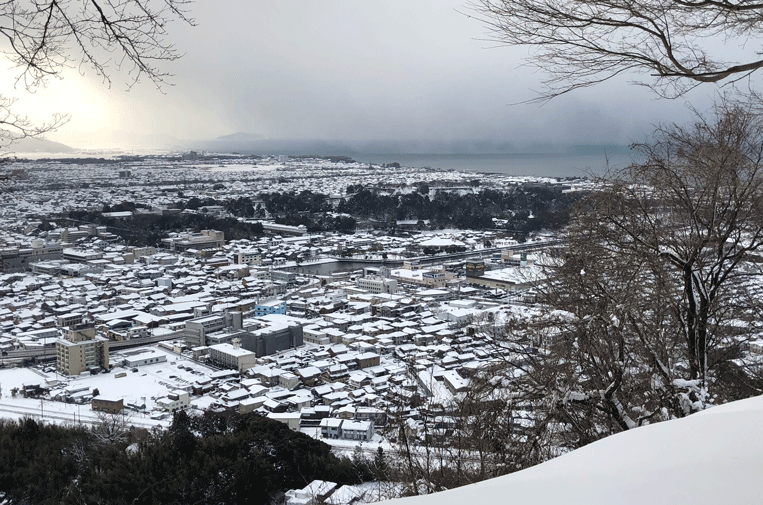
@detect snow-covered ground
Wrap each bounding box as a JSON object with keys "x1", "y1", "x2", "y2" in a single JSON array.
[
  {"x1": 380, "y1": 394, "x2": 763, "y2": 505},
  {"x1": 0, "y1": 346, "x2": 220, "y2": 429}
]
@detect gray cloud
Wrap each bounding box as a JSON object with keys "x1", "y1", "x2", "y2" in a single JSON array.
[{"x1": 43, "y1": 0, "x2": 732, "y2": 149}]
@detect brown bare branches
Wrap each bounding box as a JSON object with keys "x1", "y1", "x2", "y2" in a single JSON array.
[
  {"x1": 0, "y1": 0, "x2": 193, "y2": 145},
  {"x1": 1, "y1": 0, "x2": 194, "y2": 91},
  {"x1": 0, "y1": 93, "x2": 68, "y2": 150},
  {"x1": 470, "y1": 0, "x2": 763, "y2": 101},
  {"x1": 458, "y1": 101, "x2": 763, "y2": 457},
  {"x1": 549, "y1": 100, "x2": 763, "y2": 421}
]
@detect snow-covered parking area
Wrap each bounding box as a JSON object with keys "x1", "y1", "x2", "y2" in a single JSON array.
[{"x1": 0, "y1": 346, "x2": 219, "y2": 429}]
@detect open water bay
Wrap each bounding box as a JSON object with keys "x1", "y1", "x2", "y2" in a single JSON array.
[{"x1": 356, "y1": 152, "x2": 638, "y2": 178}]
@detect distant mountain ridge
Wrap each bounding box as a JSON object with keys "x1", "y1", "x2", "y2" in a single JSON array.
[
  {"x1": 192, "y1": 137, "x2": 632, "y2": 156},
  {"x1": 5, "y1": 137, "x2": 74, "y2": 154},
  {"x1": 215, "y1": 132, "x2": 266, "y2": 142},
  {"x1": 19, "y1": 132, "x2": 632, "y2": 158}
]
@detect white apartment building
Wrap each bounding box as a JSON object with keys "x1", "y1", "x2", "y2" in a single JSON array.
[
  {"x1": 355, "y1": 276, "x2": 398, "y2": 294},
  {"x1": 209, "y1": 342, "x2": 258, "y2": 372}
]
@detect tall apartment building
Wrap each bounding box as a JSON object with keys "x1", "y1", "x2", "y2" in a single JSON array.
[
  {"x1": 183, "y1": 311, "x2": 243, "y2": 347},
  {"x1": 56, "y1": 324, "x2": 110, "y2": 376}
]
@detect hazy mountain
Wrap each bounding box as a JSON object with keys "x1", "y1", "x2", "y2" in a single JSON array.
[
  {"x1": 6, "y1": 137, "x2": 74, "y2": 154},
  {"x1": 192, "y1": 137, "x2": 632, "y2": 156},
  {"x1": 565, "y1": 144, "x2": 633, "y2": 155},
  {"x1": 215, "y1": 132, "x2": 266, "y2": 142}
]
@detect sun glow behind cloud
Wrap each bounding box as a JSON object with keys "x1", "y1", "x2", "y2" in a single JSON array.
[{"x1": 0, "y1": 1, "x2": 731, "y2": 151}]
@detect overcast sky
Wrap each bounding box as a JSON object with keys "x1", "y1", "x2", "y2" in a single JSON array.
[{"x1": 3, "y1": 1, "x2": 736, "y2": 150}]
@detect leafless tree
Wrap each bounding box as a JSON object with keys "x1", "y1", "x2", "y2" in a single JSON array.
[
  {"x1": 92, "y1": 409, "x2": 133, "y2": 445},
  {"x1": 483, "y1": 100, "x2": 763, "y2": 452},
  {"x1": 382, "y1": 355, "x2": 535, "y2": 494},
  {"x1": 469, "y1": 0, "x2": 763, "y2": 101},
  {"x1": 0, "y1": 0, "x2": 194, "y2": 147}
]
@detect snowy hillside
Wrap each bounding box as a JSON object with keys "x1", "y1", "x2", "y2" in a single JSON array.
[{"x1": 383, "y1": 395, "x2": 763, "y2": 505}]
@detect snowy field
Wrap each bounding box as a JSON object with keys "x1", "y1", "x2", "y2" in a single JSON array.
[{"x1": 381, "y1": 394, "x2": 763, "y2": 505}]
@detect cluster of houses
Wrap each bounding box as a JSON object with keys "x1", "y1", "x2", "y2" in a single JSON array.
[{"x1": 0, "y1": 154, "x2": 571, "y2": 443}]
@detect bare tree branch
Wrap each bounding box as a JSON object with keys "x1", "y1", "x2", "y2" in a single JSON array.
[
  {"x1": 0, "y1": 0, "x2": 193, "y2": 147},
  {"x1": 469, "y1": 0, "x2": 763, "y2": 101}
]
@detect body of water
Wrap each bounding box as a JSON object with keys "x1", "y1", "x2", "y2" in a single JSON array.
[
  {"x1": 288, "y1": 260, "x2": 401, "y2": 276},
  {"x1": 355, "y1": 152, "x2": 638, "y2": 178}
]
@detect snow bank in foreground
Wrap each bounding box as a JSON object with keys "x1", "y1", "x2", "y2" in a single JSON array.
[{"x1": 383, "y1": 395, "x2": 763, "y2": 505}]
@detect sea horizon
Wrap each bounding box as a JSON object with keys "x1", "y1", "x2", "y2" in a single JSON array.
[
  {"x1": 355, "y1": 151, "x2": 638, "y2": 178},
  {"x1": 8, "y1": 146, "x2": 639, "y2": 179}
]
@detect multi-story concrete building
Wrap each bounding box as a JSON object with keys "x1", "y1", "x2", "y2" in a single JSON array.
[
  {"x1": 236, "y1": 251, "x2": 262, "y2": 265},
  {"x1": 57, "y1": 312, "x2": 85, "y2": 328},
  {"x1": 62, "y1": 248, "x2": 103, "y2": 263},
  {"x1": 240, "y1": 314, "x2": 304, "y2": 357},
  {"x1": 130, "y1": 246, "x2": 157, "y2": 259},
  {"x1": 0, "y1": 240, "x2": 63, "y2": 273},
  {"x1": 56, "y1": 324, "x2": 110, "y2": 376},
  {"x1": 209, "y1": 342, "x2": 257, "y2": 371},
  {"x1": 183, "y1": 311, "x2": 243, "y2": 347},
  {"x1": 254, "y1": 300, "x2": 287, "y2": 317},
  {"x1": 356, "y1": 276, "x2": 398, "y2": 294},
  {"x1": 270, "y1": 270, "x2": 296, "y2": 285},
  {"x1": 161, "y1": 229, "x2": 225, "y2": 252}
]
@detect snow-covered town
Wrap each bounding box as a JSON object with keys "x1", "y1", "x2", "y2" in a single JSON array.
[
  {"x1": 4, "y1": 0, "x2": 763, "y2": 502},
  {"x1": 3, "y1": 153, "x2": 763, "y2": 504},
  {"x1": 0, "y1": 155, "x2": 576, "y2": 483}
]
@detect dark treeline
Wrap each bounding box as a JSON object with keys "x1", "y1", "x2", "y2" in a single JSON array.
[
  {"x1": 180, "y1": 193, "x2": 358, "y2": 234},
  {"x1": 253, "y1": 184, "x2": 581, "y2": 237},
  {"x1": 66, "y1": 206, "x2": 265, "y2": 247},
  {"x1": 57, "y1": 183, "x2": 583, "y2": 247},
  {"x1": 0, "y1": 411, "x2": 372, "y2": 505},
  {"x1": 337, "y1": 185, "x2": 583, "y2": 236}
]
